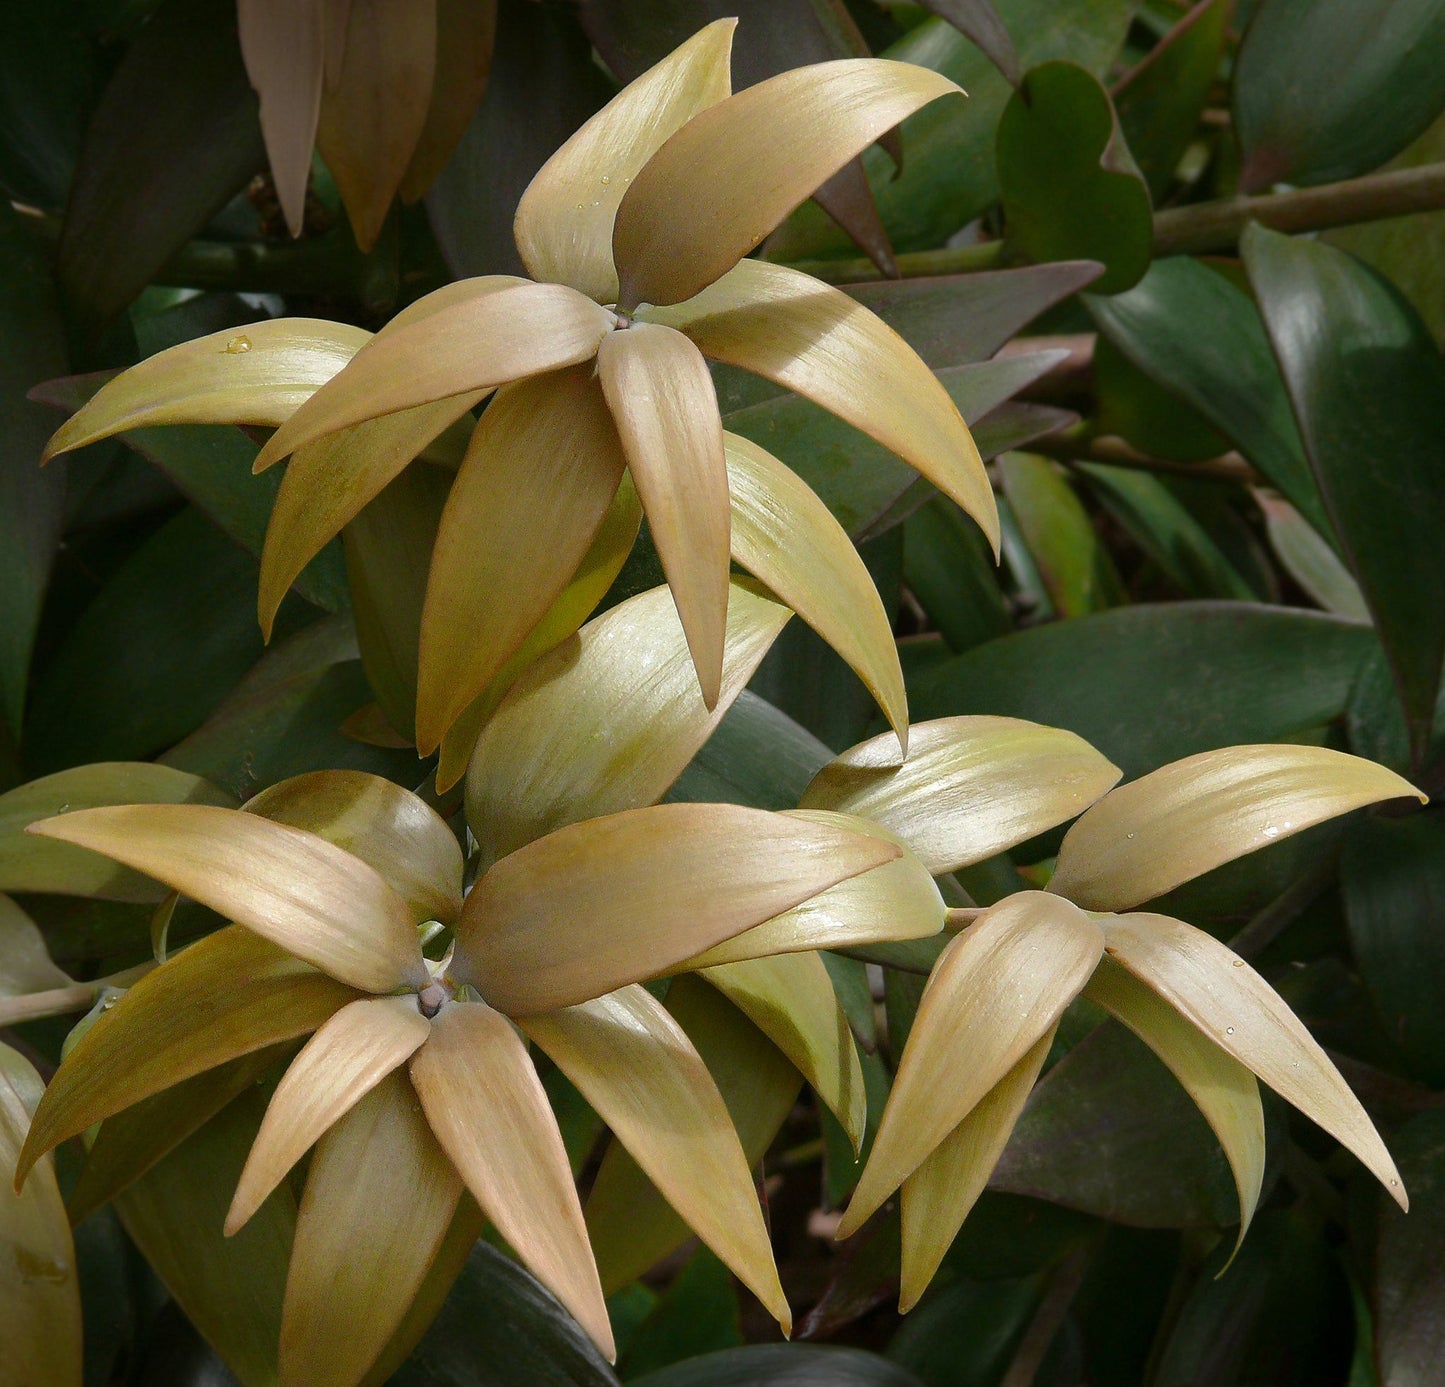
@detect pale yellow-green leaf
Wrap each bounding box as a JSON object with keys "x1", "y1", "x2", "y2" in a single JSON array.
[
  {"x1": 701, "y1": 951, "x2": 865, "y2": 1153},
  {"x1": 838, "y1": 892, "x2": 1104, "y2": 1236},
  {"x1": 398, "y1": 0, "x2": 497, "y2": 203},
  {"x1": 723, "y1": 429, "x2": 908, "y2": 748},
  {"x1": 255, "y1": 280, "x2": 615, "y2": 468},
  {"x1": 0, "y1": 1042, "x2": 81, "y2": 1387},
  {"x1": 435, "y1": 475, "x2": 642, "y2": 793},
  {"x1": 1084, "y1": 954, "x2": 1265, "y2": 1254},
  {"x1": 0, "y1": 893, "x2": 70, "y2": 996},
  {"x1": 801, "y1": 716, "x2": 1121, "y2": 876},
  {"x1": 597, "y1": 321, "x2": 730, "y2": 708},
  {"x1": 1049, "y1": 744, "x2": 1425, "y2": 911},
  {"x1": 27, "y1": 804, "x2": 428, "y2": 992},
  {"x1": 523, "y1": 984, "x2": 791, "y2": 1334},
  {"x1": 15, "y1": 927, "x2": 357, "y2": 1189},
  {"x1": 1102, "y1": 911, "x2": 1406, "y2": 1207},
  {"x1": 613, "y1": 59, "x2": 964, "y2": 309},
  {"x1": 416, "y1": 365, "x2": 626, "y2": 751},
  {"x1": 682, "y1": 813, "x2": 944, "y2": 969},
  {"x1": 114, "y1": 1089, "x2": 294, "y2": 1387},
  {"x1": 409, "y1": 1001, "x2": 612, "y2": 1359},
  {"x1": 0, "y1": 762, "x2": 236, "y2": 901},
  {"x1": 316, "y1": 0, "x2": 437, "y2": 251},
  {"x1": 280, "y1": 1070, "x2": 462, "y2": 1387},
  {"x1": 585, "y1": 975, "x2": 799, "y2": 1293},
  {"x1": 454, "y1": 803, "x2": 899, "y2": 1016},
  {"x1": 464, "y1": 578, "x2": 789, "y2": 861},
  {"x1": 514, "y1": 17, "x2": 734, "y2": 303},
  {"x1": 43, "y1": 320, "x2": 368, "y2": 460},
  {"x1": 67, "y1": 1046, "x2": 290, "y2": 1228},
  {"x1": 653, "y1": 263, "x2": 997, "y2": 552},
  {"x1": 238, "y1": 0, "x2": 328, "y2": 236},
  {"x1": 258, "y1": 396, "x2": 482, "y2": 637},
  {"x1": 245, "y1": 769, "x2": 463, "y2": 924},
  {"x1": 898, "y1": 1027, "x2": 1053, "y2": 1310},
  {"x1": 228, "y1": 995, "x2": 430, "y2": 1234}
]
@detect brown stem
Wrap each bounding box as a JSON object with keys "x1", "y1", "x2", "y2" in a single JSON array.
[
  {"x1": 999, "y1": 1246, "x2": 1091, "y2": 1387},
  {"x1": 1030, "y1": 429, "x2": 1262, "y2": 484}
]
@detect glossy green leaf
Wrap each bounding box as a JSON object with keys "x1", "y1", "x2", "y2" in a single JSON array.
[
  {"x1": 57, "y1": 0, "x2": 266, "y2": 332},
  {"x1": 901, "y1": 497, "x2": 1012, "y2": 654},
  {"x1": 465, "y1": 580, "x2": 789, "y2": 862},
  {"x1": 0, "y1": 200, "x2": 68, "y2": 738},
  {"x1": 0, "y1": 762, "x2": 235, "y2": 902},
  {"x1": 1243, "y1": 223, "x2": 1445, "y2": 763},
  {"x1": 1087, "y1": 257, "x2": 1330, "y2": 536},
  {"x1": 1113, "y1": 0, "x2": 1231, "y2": 198},
  {"x1": 911, "y1": 603, "x2": 1376, "y2": 779},
  {"x1": 1233, "y1": 0, "x2": 1445, "y2": 190},
  {"x1": 997, "y1": 61, "x2": 1152, "y2": 295}
]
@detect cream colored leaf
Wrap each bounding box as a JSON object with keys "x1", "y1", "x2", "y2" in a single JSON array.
[
  {"x1": 898, "y1": 1027, "x2": 1053, "y2": 1311},
  {"x1": 1050, "y1": 744, "x2": 1425, "y2": 911},
  {"x1": 723, "y1": 430, "x2": 908, "y2": 748},
  {"x1": 1084, "y1": 954, "x2": 1265, "y2": 1254},
  {"x1": 416, "y1": 365, "x2": 626, "y2": 752},
  {"x1": 258, "y1": 395, "x2": 482, "y2": 637},
  {"x1": 239, "y1": 0, "x2": 328, "y2": 236},
  {"x1": 598, "y1": 322, "x2": 730, "y2": 708},
  {"x1": 27, "y1": 804, "x2": 427, "y2": 993},
  {"x1": 0, "y1": 764, "x2": 236, "y2": 902},
  {"x1": 0, "y1": 893, "x2": 70, "y2": 996},
  {"x1": 585, "y1": 975, "x2": 799, "y2": 1293},
  {"x1": 464, "y1": 578, "x2": 789, "y2": 861},
  {"x1": 613, "y1": 59, "x2": 964, "y2": 309},
  {"x1": 228, "y1": 996, "x2": 430, "y2": 1234},
  {"x1": 43, "y1": 320, "x2": 368, "y2": 460},
  {"x1": 316, "y1": 0, "x2": 437, "y2": 251},
  {"x1": 1102, "y1": 911, "x2": 1407, "y2": 1207},
  {"x1": 280, "y1": 1070, "x2": 463, "y2": 1387},
  {"x1": 0, "y1": 1043, "x2": 81, "y2": 1387},
  {"x1": 454, "y1": 802, "x2": 899, "y2": 1016},
  {"x1": 801, "y1": 716, "x2": 1121, "y2": 876},
  {"x1": 654, "y1": 264, "x2": 997, "y2": 552},
  {"x1": 682, "y1": 812, "x2": 944, "y2": 969},
  {"x1": 514, "y1": 18, "x2": 735, "y2": 302},
  {"x1": 15, "y1": 927, "x2": 358, "y2": 1190},
  {"x1": 398, "y1": 0, "x2": 497, "y2": 203},
  {"x1": 254, "y1": 280, "x2": 615, "y2": 468},
  {"x1": 838, "y1": 892, "x2": 1103, "y2": 1236},
  {"x1": 409, "y1": 1002, "x2": 613, "y2": 1359},
  {"x1": 522, "y1": 985, "x2": 790, "y2": 1334},
  {"x1": 435, "y1": 475, "x2": 642, "y2": 793},
  {"x1": 701, "y1": 952, "x2": 866, "y2": 1153},
  {"x1": 245, "y1": 770, "x2": 463, "y2": 924}
]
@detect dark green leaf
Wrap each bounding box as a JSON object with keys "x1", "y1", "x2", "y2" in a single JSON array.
[
  {"x1": 910, "y1": 602, "x2": 1375, "y2": 778},
  {"x1": 902, "y1": 495, "x2": 1013, "y2": 653},
  {"x1": 1150, "y1": 1209, "x2": 1351, "y2": 1386},
  {"x1": 767, "y1": 0, "x2": 1133, "y2": 258},
  {"x1": 616, "y1": 1249, "x2": 741, "y2": 1380},
  {"x1": 1342, "y1": 811, "x2": 1445, "y2": 1086},
  {"x1": 1243, "y1": 224, "x2": 1445, "y2": 763},
  {"x1": 57, "y1": 0, "x2": 265, "y2": 334},
  {"x1": 1113, "y1": 0, "x2": 1230, "y2": 198},
  {"x1": 1233, "y1": 0, "x2": 1445, "y2": 190},
  {"x1": 389, "y1": 1232, "x2": 621, "y2": 1386},
  {"x1": 1091, "y1": 334, "x2": 1230, "y2": 463},
  {"x1": 634, "y1": 1345, "x2": 925, "y2": 1387},
  {"x1": 997, "y1": 62, "x2": 1152, "y2": 295},
  {"x1": 1374, "y1": 1109, "x2": 1445, "y2": 1385},
  {"x1": 425, "y1": 0, "x2": 609, "y2": 278},
  {"x1": 914, "y1": 0, "x2": 1022, "y2": 86},
  {"x1": 0, "y1": 201, "x2": 69, "y2": 739},
  {"x1": 887, "y1": 1275, "x2": 1041, "y2": 1387},
  {"x1": 1087, "y1": 256, "x2": 1330, "y2": 536},
  {"x1": 992, "y1": 1019, "x2": 1259, "y2": 1227}
]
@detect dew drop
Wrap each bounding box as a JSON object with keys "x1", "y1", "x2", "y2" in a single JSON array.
[
  {"x1": 600, "y1": 174, "x2": 611, "y2": 185},
  {"x1": 224, "y1": 334, "x2": 251, "y2": 354},
  {"x1": 576, "y1": 202, "x2": 586, "y2": 210},
  {"x1": 1225, "y1": 1026, "x2": 1235, "y2": 1035},
  {"x1": 1232, "y1": 959, "x2": 1244, "y2": 967},
  {"x1": 1125, "y1": 831, "x2": 1136, "y2": 840},
  {"x1": 1391, "y1": 1178, "x2": 1400, "y2": 1186},
  {"x1": 1262, "y1": 824, "x2": 1280, "y2": 838}
]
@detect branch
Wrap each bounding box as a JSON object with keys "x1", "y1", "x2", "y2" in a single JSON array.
[{"x1": 1028, "y1": 428, "x2": 1262, "y2": 485}]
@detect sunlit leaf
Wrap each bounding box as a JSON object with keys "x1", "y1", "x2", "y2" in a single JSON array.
[
  {"x1": 455, "y1": 803, "x2": 898, "y2": 1016},
  {"x1": 1049, "y1": 744, "x2": 1424, "y2": 911},
  {"x1": 523, "y1": 985, "x2": 791, "y2": 1334}
]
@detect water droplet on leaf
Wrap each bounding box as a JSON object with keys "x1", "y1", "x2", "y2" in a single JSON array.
[{"x1": 225, "y1": 335, "x2": 252, "y2": 354}]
